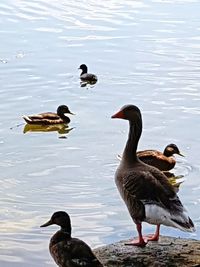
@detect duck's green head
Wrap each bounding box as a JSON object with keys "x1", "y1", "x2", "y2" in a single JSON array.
[
  {"x1": 164, "y1": 144, "x2": 184, "y2": 157},
  {"x1": 40, "y1": 211, "x2": 72, "y2": 234},
  {"x1": 57, "y1": 105, "x2": 74, "y2": 115},
  {"x1": 79, "y1": 64, "x2": 88, "y2": 74}
]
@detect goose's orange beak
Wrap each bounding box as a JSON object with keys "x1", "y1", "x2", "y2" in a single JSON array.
[{"x1": 111, "y1": 110, "x2": 124, "y2": 119}]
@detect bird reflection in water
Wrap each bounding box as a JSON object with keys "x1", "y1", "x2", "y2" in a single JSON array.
[
  {"x1": 23, "y1": 124, "x2": 74, "y2": 138},
  {"x1": 80, "y1": 79, "x2": 97, "y2": 88}
]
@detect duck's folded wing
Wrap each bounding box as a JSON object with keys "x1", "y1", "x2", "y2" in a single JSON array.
[
  {"x1": 28, "y1": 112, "x2": 60, "y2": 120},
  {"x1": 137, "y1": 150, "x2": 163, "y2": 162},
  {"x1": 51, "y1": 239, "x2": 102, "y2": 267},
  {"x1": 70, "y1": 239, "x2": 103, "y2": 267}
]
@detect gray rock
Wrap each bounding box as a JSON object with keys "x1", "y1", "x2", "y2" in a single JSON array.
[{"x1": 94, "y1": 236, "x2": 200, "y2": 267}]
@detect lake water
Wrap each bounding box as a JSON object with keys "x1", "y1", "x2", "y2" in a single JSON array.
[{"x1": 0, "y1": 0, "x2": 200, "y2": 266}]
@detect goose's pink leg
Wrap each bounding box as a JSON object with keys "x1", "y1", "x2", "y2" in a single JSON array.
[
  {"x1": 125, "y1": 223, "x2": 147, "y2": 247},
  {"x1": 146, "y1": 225, "x2": 160, "y2": 241}
]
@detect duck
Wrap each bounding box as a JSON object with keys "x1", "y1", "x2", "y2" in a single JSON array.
[
  {"x1": 23, "y1": 105, "x2": 74, "y2": 125},
  {"x1": 40, "y1": 211, "x2": 103, "y2": 267},
  {"x1": 79, "y1": 64, "x2": 98, "y2": 83},
  {"x1": 111, "y1": 104, "x2": 195, "y2": 247},
  {"x1": 136, "y1": 143, "x2": 184, "y2": 171}
]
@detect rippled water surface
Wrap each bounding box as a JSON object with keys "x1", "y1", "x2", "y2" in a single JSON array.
[{"x1": 1, "y1": 0, "x2": 200, "y2": 266}]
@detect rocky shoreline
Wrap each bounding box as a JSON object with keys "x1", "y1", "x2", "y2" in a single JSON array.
[{"x1": 94, "y1": 236, "x2": 200, "y2": 267}]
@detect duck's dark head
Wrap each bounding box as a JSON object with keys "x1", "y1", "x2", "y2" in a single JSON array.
[
  {"x1": 40, "y1": 211, "x2": 72, "y2": 234},
  {"x1": 79, "y1": 64, "x2": 88, "y2": 74},
  {"x1": 111, "y1": 104, "x2": 142, "y2": 122},
  {"x1": 57, "y1": 105, "x2": 74, "y2": 116},
  {"x1": 164, "y1": 144, "x2": 184, "y2": 157}
]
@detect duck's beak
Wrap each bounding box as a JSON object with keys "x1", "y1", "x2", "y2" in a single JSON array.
[
  {"x1": 111, "y1": 110, "x2": 124, "y2": 119},
  {"x1": 178, "y1": 152, "x2": 184, "y2": 157},
  {"x1": 40, "y1": 219, "x2": 53, "y2": 227},
  {"x1": 68, "y1": 111, "x2": 75, "y2": 115}
]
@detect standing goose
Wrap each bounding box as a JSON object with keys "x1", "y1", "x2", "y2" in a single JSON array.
[
  {"x1": 41, "y1": 211, "x2": 103, "y2": 267},
  {"x1": 23, "y1": 105, "x2": 74, "y2": 125},
  {"x1": 79, "y1": 64, "x2": 98, "y2": 83},
  {"x1": 111, "y1": 104, "x2": 195, "y2": 247},
  {"x1": 137, "y1": 143, "x2": 184, "y2": 171}
]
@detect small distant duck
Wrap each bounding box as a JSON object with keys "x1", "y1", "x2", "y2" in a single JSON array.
[
  {"x1": 112, "y1": 104, "x2": 195, "y2": 247},
  {"x1": 79, "y1": 64, "x2": 98, "y2": 83},
  {"x1": 23, "y1": 105, "x2": 74, "y2": 125},
  {"x1": 41, "y1": 211, "x2": 103, "y2": 267},
  {"x1": 137, "y1": 144, "x2": 184, "y2": 171}
]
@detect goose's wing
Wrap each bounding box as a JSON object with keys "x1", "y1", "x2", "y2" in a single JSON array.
[
  {"x1": 123, "y1": 169, "x2": 177, "y2": 210},
  {"x1": 123, "y1": 169, "x2": 195, "y2": 231}
]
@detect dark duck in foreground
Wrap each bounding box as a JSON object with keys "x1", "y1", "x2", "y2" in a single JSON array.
[
  {"x1": 23, "y1": 105, "x2": 74, "y2": 125},
  {"x1": 111, "y1": 104, "x2": 195, "y2": 247},
  {"x1": 137, "y1": 143, "x2": 184, "y2": 171},
  {"x1": 79, "y1": 64, "x2": 98, "y2": 83},
  {"x1": 41, "y1": 211, "x2": 103, "y2": 267}
]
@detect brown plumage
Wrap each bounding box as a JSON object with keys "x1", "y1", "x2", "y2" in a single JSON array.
[
  {"x1": 137, "y1": 144, "x2": 184, "y2": 171},
  {"x1": 112, "y1": 104, "x2": 195, "y2": 247},
  {"x1": 41, "y1": 211, "x2": 103, "y2": 267},
  {"x1": 23, "y1": 105, "x2": 74, "y2": 125}
]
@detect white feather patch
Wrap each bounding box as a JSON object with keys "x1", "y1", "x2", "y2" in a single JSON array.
[{"x1": 144, "y1": 204, "x2": 194, "y2": 232}]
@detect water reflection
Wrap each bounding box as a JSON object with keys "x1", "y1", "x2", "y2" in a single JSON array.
[
  {"x1": 23, "y1": 124, "x2": 74, "y2": 136},
  {"x1": 1, "y1": 0, "x2": 200, "y2": 266},
  {"x1": 80, "y1": 80, "x2": 98, "y2": 88}
]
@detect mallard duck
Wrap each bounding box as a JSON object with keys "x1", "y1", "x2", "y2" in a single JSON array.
[
  {"x1": 137, "y1": 144, "x2": 184, "y2": 171},
  {"x1": 23, "y1": 105, "x2": 74, "y2": 125},
  {"x1": 79, "y1": 64, "x2": 98, "y2": 83},
  {"x1": 111, "y1": 104, "x2": 195, "y2": 247},
  {"x1": 40, "y1": 211, "x2": 103, "y2": 267}
]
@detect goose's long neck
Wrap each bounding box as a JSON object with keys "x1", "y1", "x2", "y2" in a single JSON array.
[{"x1": 122, "y1": 116, "x2": 142, "y2": 165}]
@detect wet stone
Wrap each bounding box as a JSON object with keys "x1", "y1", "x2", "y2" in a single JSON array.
[{"x1": 94, "y1": 236, "x2": 200, "y2": 267}]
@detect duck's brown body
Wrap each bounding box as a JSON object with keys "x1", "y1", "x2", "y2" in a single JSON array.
[
  {"x1": 137, "y1": 143, "x2": 183, "y2": 171},
  {"x1": 112, "y1": 105, "x2": 195, "y2": 247},
  {"x1": 49, "y1": 231, "x2": 102, "y2": 267},
  {"x1": 23, "y1": 105, "x2": 73, "y2": 125},
  {"x1": 137, "y1": 150, "x2": 175, "y2": 171},
  {"x1": 23, "y1": 112, "x2": 68, "y2": 125},
  {"x1": 41, "y1": 211, "x2": 103, "y2": 267}
]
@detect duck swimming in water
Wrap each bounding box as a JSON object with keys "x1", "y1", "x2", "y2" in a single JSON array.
[
  {"x1": 41, "y1": 211, "x2": 103, "y2": 267},
  {"x1": 23, "y1": 105, "x2": 74, "y2": 125},
  {"x1": 112, "y1": 104, "x2": 195, "y2": 247},
  {"x1": 79, "y1": 64, "x2": 98, "y2": 83},
  {"x1": 137, "y1": 143, "x2": 184, "y2": 171}
]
